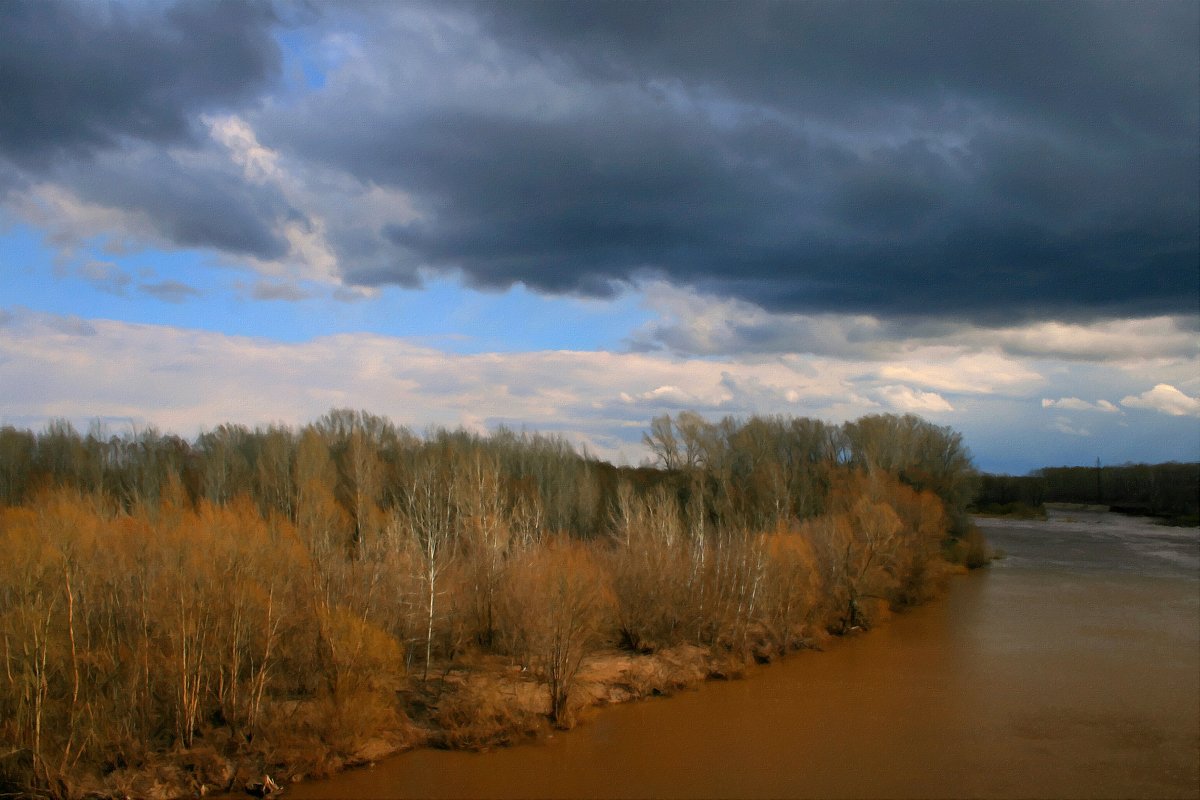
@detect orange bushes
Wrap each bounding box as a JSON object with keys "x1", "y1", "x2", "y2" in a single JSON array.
[
  {"x1": 801, "y1": 470, "x2": 954, "y2": 631},
  {"x1": 0, "y1": 490, "x2": 350, "y2": 795},
  {"x1": 0, "y1": 411, "x2": 976, "y2": 797},
  {"x1": 756, "y1": 528, "x2": 820, "y2": 652},
  {"x1": 608, "y1": 484, "x2": 694, "y2": 651},
  {"x1": 498, "y1": 541, "x2": 614, "y2": 726},
  {"x1": 604, "y1": 468, "x2": 959, "y2": 653}
]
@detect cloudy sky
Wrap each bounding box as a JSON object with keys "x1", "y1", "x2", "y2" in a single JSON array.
[{"x1": 1, "y1": 0, "x2": 1197, "y2": 473}]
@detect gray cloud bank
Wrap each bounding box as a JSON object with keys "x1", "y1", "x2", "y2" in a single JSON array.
[
  {"x1": 2, "y1": 0, "x2": 1197, "y2": 324},
  {"x1": 0, "y1": 0, "x2": 279, "y2": 164}
]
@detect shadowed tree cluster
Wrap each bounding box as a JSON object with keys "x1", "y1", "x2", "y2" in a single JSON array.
[
  {"x1": 973, "y1": 462, "x2": 1199, "y2": 522},
  {"x1": 0, "y1": 409, "x2": 979, "y2": 797}
]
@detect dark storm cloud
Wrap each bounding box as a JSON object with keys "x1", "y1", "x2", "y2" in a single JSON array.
[
  {"x1": 482, "y1": 1, "x2": 1197, "y2": 138},
  {"x1": 370, "y1": 107, "x2": 758, "y2": 296},
  {"x1": 354, "y1": 102, "x2": 1193, "y2": 320},
  {"x1": 267, "y1": 2, "x2": 1195, "y2": 321},
  {"x1": 267, "y1": 0, "x2": 1197, "y2": 322},
  {"x1": 0, "y1": 0, "x2": 280, "y2": 166},
  {"x1": 4, "y1": 0, "x2": 1196, "y2": 323},
  {"x1": 0, "y1": 0, "x2": 293, "y2": 260},
  {"x1": 33, "y1": 143, "x2": 293, "y2": 260}
]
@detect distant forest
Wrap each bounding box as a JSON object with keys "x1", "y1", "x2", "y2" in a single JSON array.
[
  {"x1": 973, "y1": 462, "x2": 1199, "y2": 522},
  {"x1": 0, "y1": 410, "x2": 982, "y2": 798},
  {"x1": 0, "y1": 410, "x2": 978, "y2": 535}
]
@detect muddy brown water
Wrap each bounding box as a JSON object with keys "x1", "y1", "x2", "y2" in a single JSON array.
[{"x1": 289, "y1": 510, "x2": 1199, "y2": 799}]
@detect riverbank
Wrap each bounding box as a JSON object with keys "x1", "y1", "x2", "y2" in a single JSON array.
[
  {"x1": 138, "y1": 597, "x2": 972, "y2": 800},
  {"x1": 282, "y1": 514, "x2": 1198, "y2": 800},
  {"x1": 33, "y1": 526, "x2": 973, "y2": 800},
  {"x1": 190, "y1": 640, "x2": 828, "y2": 798},
  {"x1": 2, "y1": 412, "x2": 982, "y2": 799},
  {"x1": 202, "y1": 573, "x2": 968, "y2": 799}
]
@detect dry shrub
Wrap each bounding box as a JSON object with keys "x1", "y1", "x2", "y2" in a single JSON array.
[
  {"x1": 875, "y1": 479, "x2": 949, "y2": 604},
  {"x1": 315, "y1": 606, "x2": 405, "y2": 745},
  {"x1": 607, "y1": 484, "x2": 693, "y2": 651},
  {"x1": 431, "y1": 679, "x2": 541, "y2": 749},
  {"x1": 947, "y1": 525, "x2": 992, "y2": 569},
  {"x1": 805, "y1": 470, "x2": 957, "y2": 632},
  {"x1": 174, "y1": 744, "x2": 234, "y2": 793},
  {"x1": 497, "y1": 540, "x2": 614, "y2": 726},
  {"x1": 619, "y1": 659, "x2": 680, "y2": 698},
  {"x1": 757, "y1": 527, "x2": 820, "y2": 652},
  {"x1": 314, "y1": 687, "x2": 404, "y2": 761}
]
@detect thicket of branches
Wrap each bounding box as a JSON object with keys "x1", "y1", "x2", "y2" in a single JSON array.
[{"x1": 0, "y1": 409, "x2": 979, "y2": 797}]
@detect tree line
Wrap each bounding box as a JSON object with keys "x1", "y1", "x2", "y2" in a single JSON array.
[
  {"x1": 0, "y1": 410, "x2": 981, "y2": 798},
  {"x1": 972, "y1": 462, "x2": 1199, "y2": 522}
]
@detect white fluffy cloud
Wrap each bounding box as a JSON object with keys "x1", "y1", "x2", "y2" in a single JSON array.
[
  {"x1": 876, "y1": 385, "x2": 954, "y2": 413},
  {"x1": 1050, "y1": 416, "x2": 1092, "y2": 437},
  {"x1": 632, "y1": 284, "x2": 1198, "y2": 364},
  {"x1": 878, "y1": 353, "x2": 1042, "y2": 395},
  {"x1": 5, "y1": 113, "x2": 426, "y2": 298},
  {"x1": 629, "y1": 284, "x2": 892, "y2": 359},
  {"x1": 1120, "y1": 384, "x2": 1200, "y2": 417},
  {"x1": 985, "y1": 317, "x2": 1198, "y2": 362},
  {"x1": 204, "y1": 113, "x2": 422, "y2": 288},
  {"x1": 1041, "y1": 397, "x2": 1121, "y2": 413},
  {"x1": 0, "y1": 309, "x2": 885, "y2": 463},
  {"x1": 2, "y1": 308, "x2": 1196, "y2": 470}
]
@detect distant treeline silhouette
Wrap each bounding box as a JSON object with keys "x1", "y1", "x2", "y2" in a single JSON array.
[{"x1": 973, "y1": 462, "x2": 1199, "y2": 521}]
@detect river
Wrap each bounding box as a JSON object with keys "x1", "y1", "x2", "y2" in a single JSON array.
[{"x1": 289, "y1": 510, "x2": 1199, "y2": 799}]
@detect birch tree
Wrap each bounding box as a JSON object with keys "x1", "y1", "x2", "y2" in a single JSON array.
[{"x1": 402, "y1": 454, "x2": 459, "y2": 680}]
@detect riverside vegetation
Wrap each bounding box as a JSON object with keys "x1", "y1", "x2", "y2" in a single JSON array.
[
  {"x1": 972, "y1": 462, "x2": 1200, "y2": 525},
  {"x1": 0, "y1": 411, "x2": 983, "y2": 799}
]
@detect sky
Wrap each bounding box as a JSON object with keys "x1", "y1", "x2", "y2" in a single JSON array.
[{"x1": 1, "y1": 0, "x2": 1197, "y2": 474}]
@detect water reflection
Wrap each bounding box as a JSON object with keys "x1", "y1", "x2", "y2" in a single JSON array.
[{"x1": 290, "y1": 512, "x2": 1199, "y2": 799}]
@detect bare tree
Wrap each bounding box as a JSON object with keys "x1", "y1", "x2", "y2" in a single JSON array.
[
  {"x1": 401, "y1": 455, "x2": 459, "y2": 680},
  {"x1": 499, "y1": 542, "x2": 613, "y2": 726},
  {"x1": 643, "y1": 414, "x2": 682, "y2": 470}
]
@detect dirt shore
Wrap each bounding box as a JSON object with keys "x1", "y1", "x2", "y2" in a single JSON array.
[{"x1": 126, "y1": 639, "x2": 824, "y2": 800}]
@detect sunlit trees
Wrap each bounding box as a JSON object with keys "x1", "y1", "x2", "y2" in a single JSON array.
[
  {"x1": 499, "y1": 541, "x2": 613, "y2": 726},
  {"x1": 641, "y1": 412, "x2": 843, "y2": 530},
  {"x1": 842, "y1": 414, "x2": 976, "y2": 530},
  {"x1": 316, "y1": 410, "x2": 404, "y2": 552},
  {"x1": 457, "y1": 450, "x2": 516, "y2": 648},
  {"x1": 35, "y1": 420, "x2": 87, "y2": 494},
  {"x1": 0, "y1": 501, "x2": 78, "y2": 794},
  {"x1": 608, "y1": 479, "x2": 797, "y2": 656},
  {"x1": 756, "y1": 528, "x2": 819, "y2": 652},
  {"x1": 400, "y1": 451, "x2": 460, "y2": 680},
  {"x1": 885, "y1": 480, "x2": 950, "y2": 604},
  {"x1": 0, "y1": 407, "x2": 983, "y2": 797},
  {"x1": 0, "y1": 491, "x2": 293, "y2": 792},
  {"x1": 198, "y1": 424, "x2": 253, "y2": 505},
  {"x1": 343, "y1": 427, "x2": 386, "y2": 551},
  {"x1": 610, "y1": 482, "x2": 686, "y2": 651},
  {"x1": 254, "y1": 425, "x2": 296, "y2": 520},
  {"x1": 802, "y1": 470, "x2": 954, "y2": 631},
  {"x1": 203, "y1": 500, "x2": 298, "y2": 740}
]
